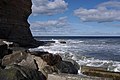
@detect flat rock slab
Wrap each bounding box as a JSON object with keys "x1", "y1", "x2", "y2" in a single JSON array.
[
  {"x1": 81, "y1": 66, "x2": 120, "y2": 80},
  {"x1": 47, "y1": 74, "x2": 112, "y2": 80}
]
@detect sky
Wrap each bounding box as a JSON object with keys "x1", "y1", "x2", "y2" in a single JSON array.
[{"x1": 29, "y1": 0, "x2": 120, "y2": 36}]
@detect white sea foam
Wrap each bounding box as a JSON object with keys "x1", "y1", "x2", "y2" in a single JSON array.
[{"x1": 30, "y1": 39, "x2": 120, "y2": 73}]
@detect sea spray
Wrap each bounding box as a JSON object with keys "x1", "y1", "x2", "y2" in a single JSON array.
[{"x1": 30, "y1": 37, "x2": 120, "y2": 73}]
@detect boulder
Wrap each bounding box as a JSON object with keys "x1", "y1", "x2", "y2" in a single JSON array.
[
  {"x1": 2, "y1": 50, "x2": 79, "y2": 78},
  {"x1": 0, "y1": 0, "x2": 44, "y2": 47},
  {"x1": 32, "y1": 53, "x2": 62, "y2": 77},
  {"x1": 0, "y1": 67, "x2": 26, "y2": 80},
  {"x1": 29, "y1": 51, "x2": 62, "y2": 66},
  {"x1": 2, "y1": 51, "x2": 38, "y2": 70},
  {"x1": 39, "y1": 59, "x2": 79, "y2": 76},
  {"x1": 40, "y1": 53, "x2": 62, "y2": 66},
  {"x1": 27, "y1": 51, "x2": 78, "y2": 75},
  {"x1": 2, "y1": 51, "x2": 28, "y2": 66},
  {"x1": 0, "y1": 64, "x2": 46, "y2": 80},
  {"x1": 55, "y1": 60, "x2": 78, "y2": 74},
  {"x1": 2, "y1": 50, "x2": 61, "y2": 74},
  {"x1": 63, "y1": 59, "x2": 80, "y2": 70},
  {"x1": 18, "y1": 54, "x2": 39, "y2": 70}
]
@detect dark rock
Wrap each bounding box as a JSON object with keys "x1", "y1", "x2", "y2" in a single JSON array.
[
  {"x1": 11, "y1": 65, "x2": 46, "y2": 80},
  {"x1": 0, "y1": 64, "x2": 46, "y2": 80},
  {"x1": 0, "y1": 40, "x2": 11, "y2": 59},
  {"x1": 30, "y1": 51, "x2": 78, "y2": 75},
  {"x1": 55, "y1": 60, "x2": 78, "y2": 74},
  {"x1": 0, "y1": 40, "x2": 7, "y2": 56},
  {"x1": 0, "y1": 66, "x2": 26, "y2": 80},
  {"x1": 3, "y1": 41, "x2": 19, "y2": 47},
  {"x1": 0, "y1": 0, "x2": 44, "y2": 48},
  {"x1": 0, "y1": 59, "x2": 2, "y2": 67},
  {"x1": 29, "y1": 51, "x2": 62, "y2": 66},
  {"x1": 59, "y1": 41, "x2": 66, "y2": 44},
  {"x1": 63, "y1": 59, "x2": 80, "y2": 70},
  {"x1": 29, "y1": 51, "x2": 50, "y2": 56},
  {"x1": 40, "y1": 53, "x2": 62, "y2": 66},
  {"x1": 10, "y1": 47, "x2": 27, "y2": 52}
]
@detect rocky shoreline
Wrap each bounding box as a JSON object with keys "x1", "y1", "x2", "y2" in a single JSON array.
[
  {"x1": 0, "y1": 40, "x2": 120, "y2": 80},
  {"x1": 0, "y1": 0, "x2": 120, "y2": 80}
]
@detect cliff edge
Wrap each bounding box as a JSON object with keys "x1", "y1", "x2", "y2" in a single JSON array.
[{"x1": 0, "y1": 0, "x2": 42, "y2": 47}]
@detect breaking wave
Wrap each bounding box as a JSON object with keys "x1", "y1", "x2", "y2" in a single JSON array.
[{"x1": 29, "y1": 38, "x2": 120, "y2": 72}]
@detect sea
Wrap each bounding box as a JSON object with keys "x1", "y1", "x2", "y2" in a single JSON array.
[{"x1": 29, "y1": 36, "x2": 120, "y2": 73}]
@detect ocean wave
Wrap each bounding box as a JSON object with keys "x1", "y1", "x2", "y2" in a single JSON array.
[{"x1": 30, "y1": 38, "x2": 120, "y2": 73}]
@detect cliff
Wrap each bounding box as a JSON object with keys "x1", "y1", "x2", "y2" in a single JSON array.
[{"x1": 0, "y1": 0, "x2": 42, "y2": 47}]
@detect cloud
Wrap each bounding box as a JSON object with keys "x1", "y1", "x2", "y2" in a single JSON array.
[
  {"x1": 97, "y1": 1, "x2": 120, "y2": 9},
  {"x1": 74, "y1": 1, "x2": 120, "y2": 23},
  {"x1": 30, "y1": 17, "x2": 71, "y2": 36},
  {"x1": 32, "y1": 0, "x2": 68, "y2": 16},
  {"x1": 31, "y1": 17, "x2": 68, "y2": 27}
]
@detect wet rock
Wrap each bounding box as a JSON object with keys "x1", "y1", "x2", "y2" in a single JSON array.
[
  {"x1": 81, "y1": 66, "x2": 120, "y2": 80},
  {"x1": 48, "y1": 73, "x2": 112, "y2": 80},
  {"x1": 63, "y1": 59, "x2": 80, "y2": 70},
  {"x1": 59, "y1": 41, "x2": 66, "y2": 44},
  {"x1": 55, "y1": 60, "x2": 78, "y2": 74},
  {"x1": 43, "y1": 41, "x2": 56, "y2": 46}
]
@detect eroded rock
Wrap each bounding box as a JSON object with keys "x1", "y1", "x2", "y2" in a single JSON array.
[{"x1": 0, "y1": 0, "x2": 43, "y2": 47}]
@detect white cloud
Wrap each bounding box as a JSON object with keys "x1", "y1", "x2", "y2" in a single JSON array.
[
  {"x1": 97, "y1": 1, "x2": 120, "y2": 9},
  {"x1": 31, "y1": 17, "x2": 68, "y2": 27},
  {"x1": 74, "y1": 1, "x2": 120, "y2": 22},
  {"x1": 32, "y1": 0, "x2": 68, "y2": 16}
]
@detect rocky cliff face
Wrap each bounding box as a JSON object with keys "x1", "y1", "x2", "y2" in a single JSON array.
[{"x1": 0, "y1": 0, "x2": 42, "y2": 47}]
